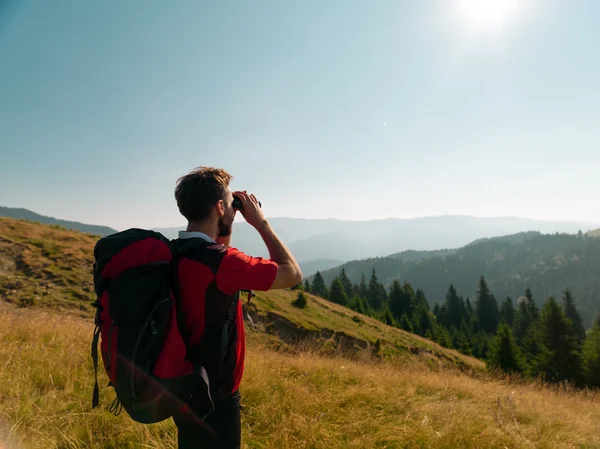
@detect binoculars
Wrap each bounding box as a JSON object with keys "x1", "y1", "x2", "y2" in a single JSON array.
[{"x1": 232, "y1": 195, "x2": 261, "y2": 211}]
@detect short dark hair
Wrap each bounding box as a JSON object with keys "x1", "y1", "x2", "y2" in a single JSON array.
[{"x1": 174, "y1": 166, "x2": 233, "y2": 222}]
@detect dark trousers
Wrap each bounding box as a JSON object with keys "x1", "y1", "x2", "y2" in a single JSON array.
[{"x1": 173, "y1": 390, "x2": 241, "y2": 449}]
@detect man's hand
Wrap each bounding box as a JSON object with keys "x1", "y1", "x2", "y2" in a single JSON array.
[{"x1": 234, "y1": 191, "x2": 267, "y2": 230}]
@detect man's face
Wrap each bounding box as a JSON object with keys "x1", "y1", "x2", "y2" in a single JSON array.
[{"x1": 217, "y1": 188, "x2": 235, "y2": 237}]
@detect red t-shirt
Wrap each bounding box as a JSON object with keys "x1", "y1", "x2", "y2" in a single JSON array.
[{"x1": 175, "y1": 239, "x2": 278, "y2": 397}]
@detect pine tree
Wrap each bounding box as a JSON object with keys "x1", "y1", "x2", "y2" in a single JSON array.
[
  {"x1": 389, "y1": 280, "x2": 411, "y2": 321},
  {"x1": 433, "y1": 303, "x2": 441, "y2": 319},
  {"x1": 368, "y1": 269, "x2": 385, "y2": 311},
  {"x1": 500, "y1": 297, "x2": 515, "y2": 327},
  {"x1": 382, "y1": 306, "x2": 395, "y2": 327},
  {"x1": 533, "y1": 296, "x2": 582, "y2": 383},
  {"x1": 338, "y1": 268, "x2": 354, "y2": 299},
  {"x1": 303, "y1": 279, "x2": 311, "y2": 293},
  {"x1": 516, "y1": 319, "x2": 542, "y2": 378},
  {"x1": 329, "y1": 277, "x2": 348, "y2": 306},
  {"x1": 562, "y1": 288, "x2": 586, "y2": 346},
  {"x1": 487, "y1": 322, "x2": 525, "y2": 374},
  {"x1": 440, "y1": 284, "x2": 462, "y2": 329},
  {"x1": 413, "y1": 305, "x2": 434, "y2": 338},
  {"x1": 513, "y1": 293, "x2": 534, "y2": 344},
  {"x1": 525, "y1": 287, "x2": 539, "y2": 321},
  {"x1": 474, "y1": 276, "x2": 499, "y2": 334},
  {"x1": 292, "y1": 291, "x2": 307, "y2": 308},
  {"x1": 434, "y1": 325, "x2": 454, "y2": 349},
  {"x1": 582, "y1": 324, "x2": 600, "y2": 387},
  {"x1": 456, "y1": 322, "x2": 473, "y2": 355},
  {"x1": 415, "y1": 288, "x2": 429, "y2": 311},
  {"x1": 399, "y1": 313, "x2": 414, "y2": 333},
  {"x1": 311, "y1": 271, "x2": 327, "y2": 298},
  {"x1": 358, "y1": 274, "x2": 369, "y2": 300}
]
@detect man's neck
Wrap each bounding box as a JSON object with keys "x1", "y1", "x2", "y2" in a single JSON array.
[{"x1": 186, "y1": 221, "x2": 218, "y2": 241}]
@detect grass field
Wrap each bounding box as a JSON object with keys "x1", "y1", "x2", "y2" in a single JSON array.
[{"x1": 2, "y1": 304, "x2": 600, "y2": 448}]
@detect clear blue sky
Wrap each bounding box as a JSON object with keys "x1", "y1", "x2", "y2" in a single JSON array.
[{"x1": 1, "y1": 0, "x2": 599, "y2": 230}]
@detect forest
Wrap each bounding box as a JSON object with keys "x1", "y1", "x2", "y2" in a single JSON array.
[{"x1": 301, "y1": 267, "x2": 600, "y2": 387}]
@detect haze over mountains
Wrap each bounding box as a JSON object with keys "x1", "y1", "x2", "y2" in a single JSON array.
[
  {"x1": 2, "y1": 206, "x2": 598, "y2": 279},
  {"x1": 156, "y1": 215, "x2": 598, "y2": 275}
]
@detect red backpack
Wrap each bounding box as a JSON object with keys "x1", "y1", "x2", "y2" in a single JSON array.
[{"x1": 90, "y1": 228, "x2": 237, "y2": 423}]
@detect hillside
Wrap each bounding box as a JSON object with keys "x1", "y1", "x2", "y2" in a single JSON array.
[
  {"x1": 588, "y1": 228, "x2": 600, "y2": 238},
  {"x1": 317, "y1": 231, "x2": 600, "y2": 328},
  {"x1": 156, "y1": 215, "x2": 599, "y2": 276},
  {"x1": 0, "y1": 216, "x2": 481, "y2": 371},
  {"x1": 0, "y1": 206, "x2": 117, "y2": 237}
]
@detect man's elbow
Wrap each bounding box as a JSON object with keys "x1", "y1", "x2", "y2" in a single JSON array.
[
  {"x1": 271, "y1": 263, "x2": 303, "y2": 289},
  {"x1": 292, "y1": 266, "x2": 303, "y2": 286}
]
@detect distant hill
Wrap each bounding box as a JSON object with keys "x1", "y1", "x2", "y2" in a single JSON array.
[
  {"x1": 587, "y1": 228, "x2": 600, "y2": 238},
  {"x1": 317, "y1": 231, "x2": 600, "y2": 328},
  {"x1": 156, "y1": 215, "x2": 599, "y2": 277},
  {"x1": 0, "y1": 206, "x2": 116, "y2": 237}
]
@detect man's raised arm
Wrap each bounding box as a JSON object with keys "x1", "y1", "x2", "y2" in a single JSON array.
[
  {"x1": 254, "y1": 219, "x2": 302, "y2": 289},
  {"x1": 234, "y1": 191, "x2": 302, "y2": 290}
]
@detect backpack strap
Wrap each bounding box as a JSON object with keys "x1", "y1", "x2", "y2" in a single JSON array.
[
  {"x1": 218, "y1": 297, "x2": 239, "y2": 370},
  {"x1": 91, "y1": 300, "x2": 102, "y2": 408}
]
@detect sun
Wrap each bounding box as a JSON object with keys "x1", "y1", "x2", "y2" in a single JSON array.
[{"x1": 453, "y1": 0, "x2": 522, "y2": 34}]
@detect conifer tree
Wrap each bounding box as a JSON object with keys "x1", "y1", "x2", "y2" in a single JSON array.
[
  {"x1": 292, "y1": 291, "x2": 308, "y2": 308},
  {"x1": 441, "y1": 284, "x2": 462, "y2": 329},
  {"x1": 533, "y1": 296, "x2": 582, "y2": 383},
  {"x1": 358, "y1": 274, "x2": 369, "y2": 300},
  {"x1": 582, "y1": 323, "x2": 600, "y2": 387},
  {"x1": 303, "y1": 279, "x2": 311, "y2": 293},
  {"x1": 474, "y1": 276, "x2": 499, "y2": 334},
  {"x1": 513, "y1": 292, "x2": 535, "y2": 344},
  {"x1": 329, "y1": 277, "x2": 348, "y2": 306},
  {"x1": 500, "y1": 297, "x2": 515, "y2": 327},
  {"x1": 389, "y1": 280, "x2": 411, "y2": 321},
  {"x1": 487, "y1": 322, "x2": 525, "y2": 374},
  {"x1": 311, "y1": 271, "x2": 327, "y2": 298},
  {"x1": 338, "y1": 268, "x2": 354, "y2": 300},
  {"x1": 562, "y1": 288, "x2": 586, "y2": 345},
  {"x1": 368, "y1": 269, "x2": 385, "y2": 310},
  {"x1": 399, "y1": 313, "x2": 414, "y2": 333}
]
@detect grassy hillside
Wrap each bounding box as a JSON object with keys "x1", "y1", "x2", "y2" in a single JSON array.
[
  {"x1": 588, "y1": 228, "x2": 600, "y2": 238},
  {"x1": 2, "y1": 217, "x2": 600, "y2": 447},
  {"x1": 318, "y1": 231, "x2": 600, "y2": 328},
  {"x1": 0, "y1": 206, "x2": 117, "y2": 237},
  {"x1": 0, "y1": 217, "x2": 97, "y2": 313}
]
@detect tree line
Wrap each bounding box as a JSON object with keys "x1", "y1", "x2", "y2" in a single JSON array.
[{"x1": 299, "y1": 268, "x2": 600, "y2": 388}]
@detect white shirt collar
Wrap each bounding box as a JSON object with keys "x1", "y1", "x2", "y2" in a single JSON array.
[{"x1": 178, "y1": 230, "x2": 216, "y2": 243}]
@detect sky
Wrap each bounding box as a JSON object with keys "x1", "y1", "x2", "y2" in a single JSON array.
[{"x1": 1, "y1": 0, "x2": 599, "y2": 231}]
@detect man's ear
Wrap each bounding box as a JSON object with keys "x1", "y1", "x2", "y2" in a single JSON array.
[{"x1": 216, "y1": 199, "x2": 225, "y2": 217}]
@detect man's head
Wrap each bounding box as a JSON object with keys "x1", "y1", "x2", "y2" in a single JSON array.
[{"x1": 174, "y1": 166, "x2": 235, "y2": 236}]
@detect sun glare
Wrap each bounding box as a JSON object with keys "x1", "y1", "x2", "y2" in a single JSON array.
[{"x1": 454, "y1": 0, "x2": 521, "y2": 34}]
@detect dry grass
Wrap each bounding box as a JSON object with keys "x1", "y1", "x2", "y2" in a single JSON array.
[
  {"x1": 1, "y1": 304, "x2": 600, "y2": 449},
  {"x1": 0, "y1": 217, "x2": 96, "y2": 313}
]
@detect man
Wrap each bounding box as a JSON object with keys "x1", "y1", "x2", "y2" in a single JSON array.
[{"x1": 171, "y1": 166, "x2": 302, "y2": 449}]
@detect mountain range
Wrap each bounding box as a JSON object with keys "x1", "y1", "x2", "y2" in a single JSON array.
[
  {"x1": 2, "y1": 206, "x2": 598, "y2": 281},
  {"x1": 156, "y1": 215, "x2": 599, "y2": 276},
  {"x1": 315, "y1": 230, "x2": 600, "y2": 328}
]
